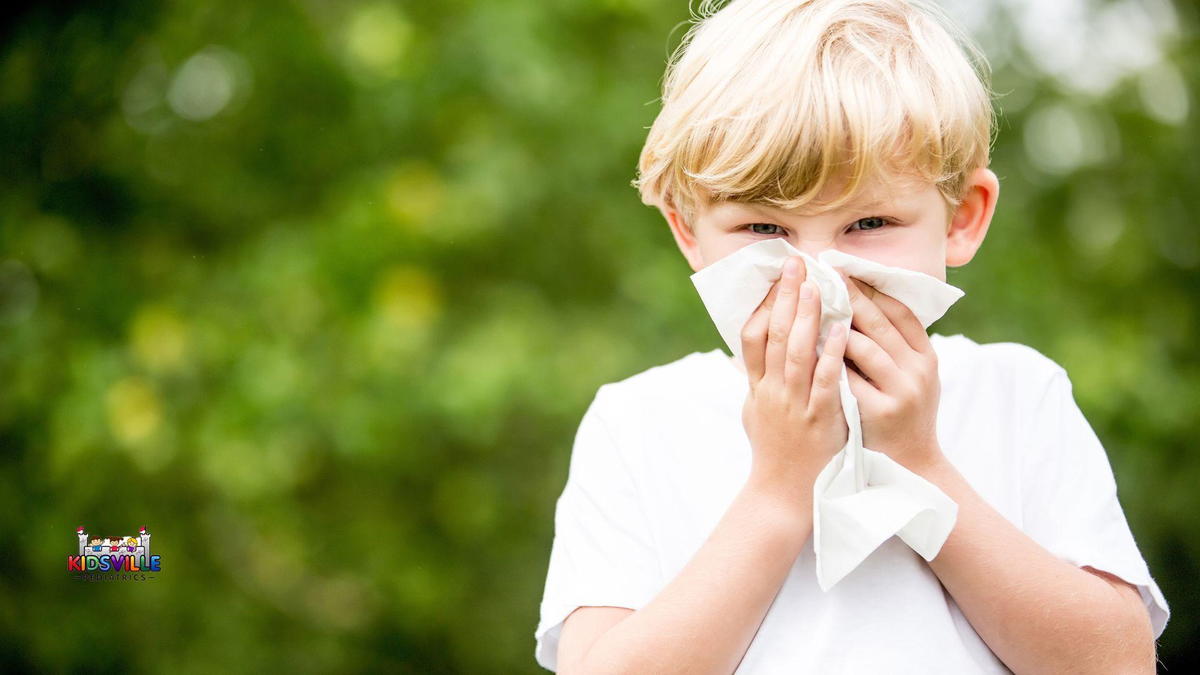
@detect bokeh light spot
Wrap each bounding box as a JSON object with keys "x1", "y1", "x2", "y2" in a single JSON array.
[
  {"x1": 105, "y1": 376, "x2": 162, "y2": 444},
  {"x1": 385, "y1": 162, "x2": 446, "y2": 231},
  {"x1": 166, "y1": 45, "x2": 251, "y2": 121},
  {"x1": 1138, "y1": 61, "x2": 1189, "y2": 126},
  {"x1": 130, "y1": 304, "x2": 190, "y2": 373},
  {"x1": 343, "y1": 3, "x2": 412, "y2": 82}
]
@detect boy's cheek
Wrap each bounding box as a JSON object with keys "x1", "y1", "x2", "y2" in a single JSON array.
[{"x1": 843, "y1": 231, "x2": 947, "y2": 279}]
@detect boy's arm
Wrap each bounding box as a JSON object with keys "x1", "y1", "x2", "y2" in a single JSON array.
[
  {"x1": 557, "y1": 476, "x2": 813, "y2": 675},
  {"x1": 916, "y1": 454, "x2": 1157, "y2": 675},
  {"x1": 836, "y1": 274, "x2": 1160, "y2": 673}
]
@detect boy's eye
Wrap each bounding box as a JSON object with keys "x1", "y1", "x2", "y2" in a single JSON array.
[
  {"x1": 745, "y1": 217, "x2": 894, "y2": 236},
  {"x1": 848, "y1": 216, "x2": 890, "y2": 232},
  {"x1": 747, "y1": 223, "x2": 784, "y2": 235}
]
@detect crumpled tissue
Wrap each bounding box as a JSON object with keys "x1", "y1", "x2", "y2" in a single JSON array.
[{"x1": 690, "y1": 238, "x2": 964, "y2": 590}]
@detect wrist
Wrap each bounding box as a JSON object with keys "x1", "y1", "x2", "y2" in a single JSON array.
[
  {"x1": 909, "y1": 443, "x2": 953, "y2": 480},
  {"x1": 744, "y1": 466, "x2": 821, "y2": 520}
]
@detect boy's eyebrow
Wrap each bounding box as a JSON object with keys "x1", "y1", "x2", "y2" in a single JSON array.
[{"x1": 736, "y1": 195, "x2": 904, "y2": 219}]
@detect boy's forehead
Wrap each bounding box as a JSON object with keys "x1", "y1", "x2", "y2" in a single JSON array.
[
  {"x1": 812, "y1": 171, "x2": 929, "y2": 206},
  {"x1": 705, "y1": 177, "x2": 928, "y2": 217}
]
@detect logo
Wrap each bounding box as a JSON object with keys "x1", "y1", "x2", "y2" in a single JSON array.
[{"x1": 69, "y1": 526, "x2": 161, "y2": 581}]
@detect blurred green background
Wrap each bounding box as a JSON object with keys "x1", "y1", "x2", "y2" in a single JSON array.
[{"x1": 1, "y1": 0, "x2": 1196, "y2": 672}]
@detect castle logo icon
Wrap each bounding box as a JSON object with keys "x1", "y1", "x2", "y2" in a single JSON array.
[{"x1": 69, "y1": 526, "x2": 162, "y2": 581}]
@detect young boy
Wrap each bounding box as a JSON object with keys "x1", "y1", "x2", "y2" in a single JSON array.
[{"x1": 534, "y1": 0, "x2": 1170, "y2": 672}]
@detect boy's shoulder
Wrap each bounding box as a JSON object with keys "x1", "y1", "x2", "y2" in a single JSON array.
[
  {"x1": 589, "y1": 335, "x2": 1069, "y2": 411},
  {"x1": 932, "y1": 333, "x2": 1068, "y2": 391},
  {"x1": 596, "y1": 350, "x2": 728, "y2": 403},
  {"x1": 588, "y1": 350, "x2": 742, "y2": 426}
]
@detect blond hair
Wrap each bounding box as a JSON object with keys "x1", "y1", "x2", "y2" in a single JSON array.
[{"x1": 633, "y1": 0, "x2": 996, "y2": 227}]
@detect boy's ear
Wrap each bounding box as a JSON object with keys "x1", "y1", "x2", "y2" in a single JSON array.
[
  {"x1": 946, "y1": 167, "x2": 999, "y2": 268},
  {"x1": 663, "y1": 206, "x2": 706, "y2": 272}
]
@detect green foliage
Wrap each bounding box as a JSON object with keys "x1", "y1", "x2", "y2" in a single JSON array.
[{"x1": 0, "y1": 0, "x2": 1196, "y2": 671}]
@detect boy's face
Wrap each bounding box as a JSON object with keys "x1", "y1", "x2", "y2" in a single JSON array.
[{"x1": 665, "y1": 168, "x2": 998, "y2": 281}]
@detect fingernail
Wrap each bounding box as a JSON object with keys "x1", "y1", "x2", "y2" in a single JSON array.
[
  {"x1": 783, "y1": 257, "x2": 799, "y2": 278},
  {"x1": 799, "y1": 280, "x2": 813, "y2": 299}
]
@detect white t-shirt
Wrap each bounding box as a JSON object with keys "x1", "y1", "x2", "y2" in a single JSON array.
[{"x1": 533, "y1": 333, "x2": 1170, "y2": 673}]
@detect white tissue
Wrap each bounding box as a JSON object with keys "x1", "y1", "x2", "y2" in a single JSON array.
[{"x1": 690, "y1": 238, "x2": 963, "y2": 590}]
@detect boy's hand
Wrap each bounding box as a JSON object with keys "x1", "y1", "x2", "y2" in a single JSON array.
[
  {"x1": 740, "y1": 256, "x2": 850, "y2": 511},
  {"x1": 838, "y1": 269, "x2": 945, "y2": 472}
]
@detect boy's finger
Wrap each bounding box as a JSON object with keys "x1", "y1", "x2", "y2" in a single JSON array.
[
  {"x1": 740, "y1": 280, "x2": 783, "y2": 382},
  {"x1": 850, "y1": 276, "x2": 932, "y2": 357},
  {"x1": 764, "y1": 257, "x2": 804, "y2": 382},
  {"x1": 844, "y1": 327, "x2": 901, "y2": 392},
  {"x1": 845, "y1": 361, "x2": 886, "y2": 410},
  {"x1": 809, "y1": 322, "x2": 848, "y2": 414},
  {"x1": 784, "y1": 280, "x2": 819, "y2": 400},
  {"x1": 840, "y1": 271, "x2": 910, "y2": 363}
]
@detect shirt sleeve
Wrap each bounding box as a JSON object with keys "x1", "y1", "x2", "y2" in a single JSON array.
[
  {"x1": 1019, "y1": 365, "x2": 1170, "y2": 640},
  {"x1": 533, "y1": 385, "x2": 661, "y2": 671}
]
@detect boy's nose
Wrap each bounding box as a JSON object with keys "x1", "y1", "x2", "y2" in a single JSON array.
[{"x1": 791, "y1": 241, "x2": 839, "y2": 259}]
